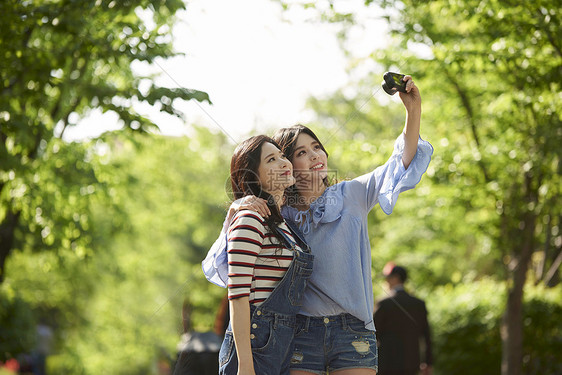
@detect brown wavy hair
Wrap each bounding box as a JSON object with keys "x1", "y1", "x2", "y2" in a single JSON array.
[{"x1": 230, "y1": 135, "x2": 286, "y2": 247}]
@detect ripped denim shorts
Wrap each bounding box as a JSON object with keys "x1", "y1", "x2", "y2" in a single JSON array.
[{"x1": 290, "y1": 313, "x2": 378, "y2": 375}]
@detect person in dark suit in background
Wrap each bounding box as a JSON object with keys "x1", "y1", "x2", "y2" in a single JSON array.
[{"x1": 374, "y1": 262, "x2": 433, "y2": 375}]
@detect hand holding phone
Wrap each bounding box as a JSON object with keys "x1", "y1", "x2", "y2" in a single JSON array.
[{"x1": 382, "y1": 72, "x2": 407, "y2": 95}]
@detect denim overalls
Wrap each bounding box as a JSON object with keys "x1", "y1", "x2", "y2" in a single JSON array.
[{"x1": 218, "y1": 220, "x2": 314, "y2": 375}]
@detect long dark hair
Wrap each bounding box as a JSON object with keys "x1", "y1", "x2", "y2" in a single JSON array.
[
  {"x1": 230, "y1": 135, "x2": 286, "y2": 247},
  {"x1": 272, "y1": 124, "x2": 330, "y2": 207}
]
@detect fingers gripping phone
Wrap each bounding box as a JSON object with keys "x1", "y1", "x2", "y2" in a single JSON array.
[{"x1": 382, "y1": 72, "x2": 407, "y2": 95}]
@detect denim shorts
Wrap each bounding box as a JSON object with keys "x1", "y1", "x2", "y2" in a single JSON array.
[{"x1": 290, "y1": 313, "x2": 378, "y2": 374}]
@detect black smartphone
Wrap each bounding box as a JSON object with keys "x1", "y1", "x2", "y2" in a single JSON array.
[{"x1": 382, "y1": 72, "x2": 407, "y2": 95}]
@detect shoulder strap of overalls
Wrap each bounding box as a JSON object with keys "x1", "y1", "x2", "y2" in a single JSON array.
[
  {"x1": 272, "y1": 226, "x2": 296, "y2": 250},
  {"x1": 279, "y1": 220, "x2": 310, "y2": 253}
]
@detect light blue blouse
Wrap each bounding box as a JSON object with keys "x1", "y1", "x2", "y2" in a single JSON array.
[{"x1": 202, "y1": 134, "x2": 433, "y2": 330}]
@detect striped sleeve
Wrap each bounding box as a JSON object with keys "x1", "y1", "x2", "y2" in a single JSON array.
[{"x1": 226, "y1": 211, "x2": 265, "y2": 300}]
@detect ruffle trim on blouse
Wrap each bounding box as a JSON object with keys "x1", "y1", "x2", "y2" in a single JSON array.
[
  {"x1": 285, "y1": 183, "x2": 344, "y2": 235},
  {"x1": 378, "y1": 134, "x2": 433, "y2": 215},
  {"x1": 283, "y1": 134, "x2": 433, "y2": 232}
]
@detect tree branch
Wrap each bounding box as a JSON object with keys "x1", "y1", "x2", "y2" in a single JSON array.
[
  {"x1": 533, "y1": 9, "x2": 562, "y2": 59},
  {"x1": 1, "y1": 25, "x2": 34, "y2": 96},
  {"x1": 443, "y1": 68, "x2": 491, "y2": 183},
  {"x1": 535, "y1": 213, "x2": 551, "y2": 284},
  {"x1": 544, "y1": 249, "x2": 562, "y2": 287},
  {"x1": 57, "y1": 99, "x2": 81, "y2": 140},
  {"x1": 0, "y1": 210, "x2": 21, "y2": 284}
]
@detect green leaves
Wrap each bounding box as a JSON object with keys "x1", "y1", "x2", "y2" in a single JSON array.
[
  {"x1": 372, "y1": 0, "x2": 562, "y2": 272},
  {"x1": 0, "y1": 0, "x2": 211, "y2": 281},
  {"x1": 0, "y1": 2, "x2": 213, "y2": 369},
  {"x1": 3, "y1": 128, "x2": 233, "y2": 372},
  {"x1": 0, "y1": 286, "x2": 36, "y2": 361}
]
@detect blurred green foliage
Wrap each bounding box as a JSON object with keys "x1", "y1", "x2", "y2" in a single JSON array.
[
  {"x1": 296, "y1": 0, "x2": 561, "y2": 373},
  {"x1": 1, "y1": 0, "x2": 213, "y2": 372},
  {"x1": 0, "y1": 287, "x2": 36, "y2": 360},
  {"x1": 420, "y1": 281, "x2": 562, "y2": 375},
  {"x1": 0, "y1": 0, "x2": 210, "y2": 283},
  {"x1": 3, "y1": 128, "x2": 233, "y2": 372},
  {"x1": 369, "y1": 1, "x2": 562, "y2": 373},
  {"x1": 2, "y1": 126, "x2": 560, "y2": 374},
  {"x1": 1, "y1": 0, "x2": 561, "y2": 374},
  {"x1": 428, "y1": 280, "x2": 504, "y2": 374}
]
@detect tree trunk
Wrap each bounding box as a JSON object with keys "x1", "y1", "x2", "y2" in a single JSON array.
[
  {"x1": 501, "y1": 273, "x2": 525, "y2": 375},
  {"x1": 501, "y1": 215, "x2": 535, "y2": 375},
  {"x1": 0, "y1": 210, "x2": 20, "y2": 284}
]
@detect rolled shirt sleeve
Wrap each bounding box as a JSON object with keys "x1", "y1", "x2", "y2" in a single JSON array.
[
  {"x1": 354, "y1": 134, "x2": 433, "y2": 214},
  {"x1": 226, "y1": 212, "x2": 265, "y2": 300}
]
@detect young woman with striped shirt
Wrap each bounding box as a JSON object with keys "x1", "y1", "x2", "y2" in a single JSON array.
[{"x1": 218, "y1": 135, "x2": 314, "y2": 375}]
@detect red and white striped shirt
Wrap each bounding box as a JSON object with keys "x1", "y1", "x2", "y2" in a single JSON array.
[{"x1": 227, "y1": 210, "x2": 299, "y2": 305}]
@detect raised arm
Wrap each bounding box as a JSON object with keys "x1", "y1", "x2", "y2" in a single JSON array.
[
  {"x1": 354, "y1": 74, "x2": 432, "y2": 214},
  {"x1": 399, "y1": 75, "x2": 422, "y2": 169}
]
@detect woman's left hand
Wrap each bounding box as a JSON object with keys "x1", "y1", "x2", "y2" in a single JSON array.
[{"x1": 399, "y1": 75, "x2": 422, "y2": 114}]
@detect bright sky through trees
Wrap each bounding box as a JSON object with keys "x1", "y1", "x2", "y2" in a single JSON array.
[{"x1": 65, "y1": 0, "x2": 388, "y2": 143}]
